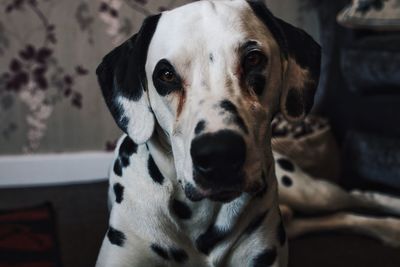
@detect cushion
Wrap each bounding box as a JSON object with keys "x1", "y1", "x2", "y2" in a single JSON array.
[
  {"x1": 271, "y1": 114, "x2": 341, "y2": 182},
  {"x1": 337, "y1": 0, "x2": 400, "y2": 30}
]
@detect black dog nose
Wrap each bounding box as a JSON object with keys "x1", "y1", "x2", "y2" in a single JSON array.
[{"x1": 190, "y1": 130, "x2": 246, "y2": 177}]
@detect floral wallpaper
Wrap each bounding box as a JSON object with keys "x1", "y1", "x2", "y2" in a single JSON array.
[{"x1": 0, "y1": 0, "x2": 319, "y2": 155}]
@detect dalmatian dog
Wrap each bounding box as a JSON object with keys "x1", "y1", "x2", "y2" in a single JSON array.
[{"x1": 95, "y1": 0, "x2": 400, "y2": 266}]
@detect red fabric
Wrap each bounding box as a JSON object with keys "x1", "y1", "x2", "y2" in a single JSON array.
[
  {"x1": 0, "y1": 261, "x2": 54, "y2": 267},
  {"x1": 0, "y1": 204, "x2": 61, "y2": 267},
  {"x1": 0, "y1": 210, "x2": 49, "y2": 222}
]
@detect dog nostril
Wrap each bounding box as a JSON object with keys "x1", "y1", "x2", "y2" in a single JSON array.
[{"x1": 190, "y1": 130, "x2": 246, "y2": 175}]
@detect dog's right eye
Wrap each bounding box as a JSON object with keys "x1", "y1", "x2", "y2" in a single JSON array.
[
  {"x1": 159, "y1": 69, "x2": 177, "y2": 83},
  {"x1": 152, "y1": 59, "x2": 182, "y2": 96}
]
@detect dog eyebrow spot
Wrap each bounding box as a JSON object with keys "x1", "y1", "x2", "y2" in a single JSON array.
[
  {"x1": 220, "y1": 99, "x2": 249, "y2": 134},
  {"x1": 107, "y1": 226, "x2": 126, "y2": 247},
  {"x1": 194, "y1": 120, "x2": 206, "y2": 135}
]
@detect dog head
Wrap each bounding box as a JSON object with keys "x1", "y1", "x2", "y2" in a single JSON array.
[{"x1": 97, "y1": 0, "x2": 321, "y2": 202}]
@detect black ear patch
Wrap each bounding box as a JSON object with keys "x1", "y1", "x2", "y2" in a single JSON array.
[
  {"x1": 285, "y1": 88, "x2": 304, "y2": 118},
  {"x1": 247, "y1": 0, "x2": 321, "y2": 120},
  {"x1": 96, "y1": 14, "x2": 161, "y2": 135}
]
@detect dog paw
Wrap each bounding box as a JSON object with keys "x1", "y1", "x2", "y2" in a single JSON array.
[{"x1": 371, "y1": 217, "x2": 400, "y2": 247}]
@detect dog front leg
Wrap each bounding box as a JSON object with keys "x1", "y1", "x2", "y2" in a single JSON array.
[
  {"x1": 96, "y1": 231, "x2": 160, "y2": 267},
  {"x1": 276, "y1": 155, "x2": 400, "y2": 215}
]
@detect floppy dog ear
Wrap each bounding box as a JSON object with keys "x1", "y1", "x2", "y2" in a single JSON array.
[
  {"x1": 247, "y1": 1, "x2": 321, "y2": 121},
  {"x1": 96, "y1": 14, "x2": 161, "y2": 144}
]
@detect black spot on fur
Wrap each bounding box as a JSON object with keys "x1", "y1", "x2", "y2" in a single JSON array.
[
  {"x1": 148, "y1": 155, "x2": 165, "y2": 184},
  {"x1": 244, "y1": 211, "x2": 268, "y2": 235},
  {"x1": 113, "y1": 158, "x2": 122, "y2": 176},
  {"x1": 196, "y1": 225, "x2": 228, "y2": 255},
  {"x1": 285, "y1": 88, "x2": 304, "y2": 117},
  {"x1": 277, "y1": 158, "x2": 295, "y2": 172},
  {"x1": 195, "y1": 120, "x2": 206, "y2": 135},
  {"x1": 281, "y1": 175, "x2": 293, "y2": 187},
  {"x1": 220, "y1": 100, "x2": 248, "y2": 134},
  {"x1": 172, "y1": 199, "x2": 192, "y2": 220},
  {"x1": 107, "y1": 227, "x2": 126, "y2": 247},
  {"x1": 150, "y1": 244, "x2": 169, "y2": 260},
  {"x1": 184, "y1": 183, "x2": 204, "y2": 202},
  {"x1": 209, "y1": 53, "x2": 214, "y2": 62},
  {"x1": 113, "y1": 183, "x2": 124, "y2": 203},
  {"x1": 170, "y1": 248, "x2": 188, "y2": 263},
  {"x1": 119, "y1": 136, "x2": 138, "y2": 167},
  {"x1": 252, "y1": 247, "x2": 277, "y2": 267},
  {"x1": 277, "y1": 220, "x2": 286, "y2": 246},
  {"x1": 119, "y1": 116, "x2": 129, "y2": 133}
]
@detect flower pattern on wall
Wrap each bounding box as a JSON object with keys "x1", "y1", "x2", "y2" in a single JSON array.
[
  {"x1": 0, "y1": 0, "x2": 88, "y2": 152},
  {"x1": 0, "y1": 0, "x2": 314, "y2": 154},
  {"x1": 0, "y1": 0, "x2": 196, "y2": 154}
]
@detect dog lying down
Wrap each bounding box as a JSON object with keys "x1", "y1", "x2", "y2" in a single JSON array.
[{"x1": 95, "y1": 1, "x2": 400, "y2": 266}]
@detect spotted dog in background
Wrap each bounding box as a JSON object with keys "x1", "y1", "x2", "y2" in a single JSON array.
[
  {"x1": 270, "y1": 114, "x2": 400, "y2": 247},
  {"x1": 95, "y1": 1, "x2": 399, "y2": 266}
]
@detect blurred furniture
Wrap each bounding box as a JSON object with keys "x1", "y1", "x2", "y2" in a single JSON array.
[{"x1": 313, "y1": 0, "x2": 400, "y2": 194}]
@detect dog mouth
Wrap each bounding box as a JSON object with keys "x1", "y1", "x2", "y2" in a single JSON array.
[{"x1": 183, "y1": 182, "x2": 242, "y2": 203}]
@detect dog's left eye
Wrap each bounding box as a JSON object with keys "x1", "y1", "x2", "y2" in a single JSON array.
[{"x1": 243, "y1": 51, "x2": 266, "y2": 69}]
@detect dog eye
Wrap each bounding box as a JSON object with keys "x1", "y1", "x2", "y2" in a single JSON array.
[
  {"x1": 243, "y1": 51, "x2": 266, "y2": 69},
  {"x1": 159, "y1": 70, "x2": 177, "y2": 83}
]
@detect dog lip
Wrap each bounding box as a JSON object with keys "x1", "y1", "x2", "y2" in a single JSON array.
[{"x1": 207, "y1": 190, "x2": 241, "y2": 202}]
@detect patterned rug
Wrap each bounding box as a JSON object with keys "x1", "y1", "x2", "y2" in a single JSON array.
[{"x1": 0, "y1": 203, "x2": 62, "y2": 267}]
